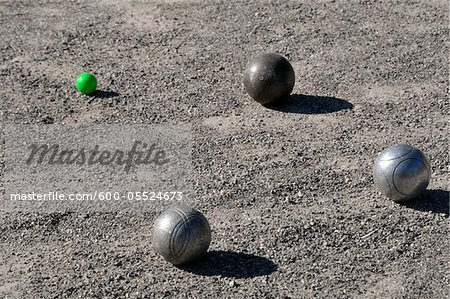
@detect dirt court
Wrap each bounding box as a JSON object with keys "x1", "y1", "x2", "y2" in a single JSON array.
[{"x1": 0, "y1": 0, "x2": 449, "y2": 298}]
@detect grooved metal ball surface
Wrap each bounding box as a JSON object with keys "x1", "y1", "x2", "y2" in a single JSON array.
[
  {"x1": 373, "y1": 144, "x2": 431, "y2": 201},
  {"x1": 243, "y1": 53, "x2": 295, "y2": 105},
  {"x1": 152, "y1": 205, "x2": 211, "y2": 265}
]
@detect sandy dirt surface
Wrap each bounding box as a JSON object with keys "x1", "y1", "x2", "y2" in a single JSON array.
[{"x1": 0, "y1": 0, "x2": 449, "y2": 298}]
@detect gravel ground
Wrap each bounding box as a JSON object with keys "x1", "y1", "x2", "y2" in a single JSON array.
[{"x1": 0, "y1": 0, "x2": 449, "y2": 298}]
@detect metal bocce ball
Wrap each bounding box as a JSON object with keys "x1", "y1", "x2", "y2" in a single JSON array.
[
  {"x1": 152, "y1": 205, "x2": 211, "y2": 265},
  {"x1": 243, "y1": 53, "x2": 295, "y2": 106},
  {"x1": 373, "y1": 144, "x2": 431, "y2": 202}
]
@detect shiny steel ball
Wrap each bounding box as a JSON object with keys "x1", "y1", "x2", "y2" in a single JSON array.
[
  {"x1": 243, "y1": 53, "x2": 295, "y2": 105},
  {"x1": 152, "y1": 205, "x2": 211, "y2": 265},
  {"x1": 373, "y1": 144, "x2": 431, "y2": 202}
]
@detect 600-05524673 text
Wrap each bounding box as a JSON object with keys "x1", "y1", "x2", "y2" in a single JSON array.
[{"x1": 9, "y1": 191, "x2": 184, "y2": 201}]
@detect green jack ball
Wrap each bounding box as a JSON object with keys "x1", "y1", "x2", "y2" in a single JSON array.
[
  {"x1": 76, "y1": 72, "x2": 97, "y2": 94},
  {"x1": 243, "y1": 53, "x2": 295, "y2": 105}
]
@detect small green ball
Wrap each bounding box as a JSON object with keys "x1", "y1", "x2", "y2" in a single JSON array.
[{"x1": 76, "y1": 72, "x2": 97, "y2": 94}]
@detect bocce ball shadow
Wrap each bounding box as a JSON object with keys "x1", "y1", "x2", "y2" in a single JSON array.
[
  {"x1": 399, "y1": 189, "x2": 449, "y2": 217},
  {"x1": 180, "y1": 250, "x2": 278, "y2": 278},
  {"x1": 91, "y1": 90, "x2": 120, "y2": 99},
  {"x1": 265, "y1": 94, "x2": 353, "y2": 114}
]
